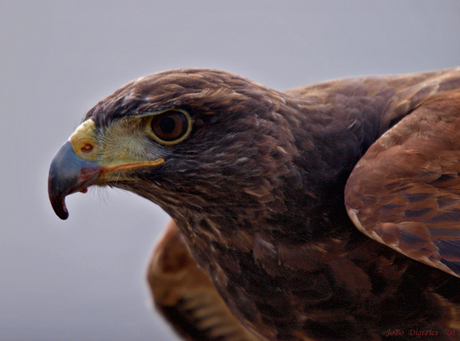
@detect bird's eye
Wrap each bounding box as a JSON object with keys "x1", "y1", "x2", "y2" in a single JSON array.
[{"x1": 148, "y1": 110, "x2": 192, "y2": 145}]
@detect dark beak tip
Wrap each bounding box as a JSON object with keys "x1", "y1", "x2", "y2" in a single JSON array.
[{"x1": 49, "y1": 194, "x2": 69, "y2": 220}]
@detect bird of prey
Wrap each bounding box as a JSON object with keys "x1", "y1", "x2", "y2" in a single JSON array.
[{"x1": 48, "y1": 67, "x2": 460, "y2": 341}]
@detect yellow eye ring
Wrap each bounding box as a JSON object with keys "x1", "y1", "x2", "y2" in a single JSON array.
[{"x1": 146, "y1": 109, "x2": 192, "y2": 145}]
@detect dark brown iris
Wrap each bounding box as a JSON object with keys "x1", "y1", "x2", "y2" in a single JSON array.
[{"x1": 151, "y1": 111, "x2": 188, "y2": 142}]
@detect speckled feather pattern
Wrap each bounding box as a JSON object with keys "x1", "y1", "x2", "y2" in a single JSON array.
[{"x1": 82, "y1": 68, "x2": 460, "y2": 340}]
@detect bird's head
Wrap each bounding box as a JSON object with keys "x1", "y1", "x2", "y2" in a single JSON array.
[{"x1": 48, "y1": 69, "x2": 303, "y2": 231}]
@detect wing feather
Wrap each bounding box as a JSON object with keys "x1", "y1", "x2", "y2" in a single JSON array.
[{"x1": 345, "y1": 90, "x2": 460, "y2": 277}]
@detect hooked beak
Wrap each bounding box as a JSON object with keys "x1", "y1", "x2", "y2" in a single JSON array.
[
  {"x1": 48, "y1": 119, "x2": 166, "y2": 220},
  {"x1": 48, "y1": 141, "x2": 101, "y2": 220}
]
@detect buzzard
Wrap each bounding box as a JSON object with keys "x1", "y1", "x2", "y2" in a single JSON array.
[{"x1": 48, "y1": 67, "x2": 460, "y2": 340}]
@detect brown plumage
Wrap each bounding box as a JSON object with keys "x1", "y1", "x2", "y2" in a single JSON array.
[
  {"x1": 48, "y1": 67, "x2": 460, "y2": 340},
  {"x1": 148, "y1": 219, "x2": 263, "y2": 341}
]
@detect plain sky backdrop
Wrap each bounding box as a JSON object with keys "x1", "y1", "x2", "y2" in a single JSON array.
[{"x1": 1, "y1": 1, "x2": 459, "y2": 340}]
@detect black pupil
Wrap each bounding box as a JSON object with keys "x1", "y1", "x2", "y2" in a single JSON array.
[{"x1": 159, "y1": 116, "x2": 176, "y2": 134}]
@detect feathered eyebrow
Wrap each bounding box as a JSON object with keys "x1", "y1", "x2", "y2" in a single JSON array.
[
  {"x1": 101, "y1": 111, "x2": 156, "y2": 127},
  {"x1": 120, "y1": 108, "x2": 176, "y2": 120},
  {"x1": 124, "y1": 107, "x2": 191, "y2": 121},
  {"x1": 132, "y1": 111, "x2": 165, "y2": 119}
]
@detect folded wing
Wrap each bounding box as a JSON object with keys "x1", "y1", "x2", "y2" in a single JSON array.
[{"x1": 345, "y1": 91, "x2": 460, "y2": 277}]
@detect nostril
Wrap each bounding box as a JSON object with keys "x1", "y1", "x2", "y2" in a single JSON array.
[{"x1": 81, "y1": 143, "x2": 94, "y2": 153}]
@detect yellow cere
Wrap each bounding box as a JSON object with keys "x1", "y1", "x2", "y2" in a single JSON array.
[
  {"x1": 69, "y1": 119, "x2": 98, "y2": 161},
  {"x1": 68, "y1": 118, "x2": 165, "y2": 177}
]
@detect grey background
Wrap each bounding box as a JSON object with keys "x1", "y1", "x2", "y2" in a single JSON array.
[{"x1": 1, "y1": 1, "x2": 459, "y2": 340}]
